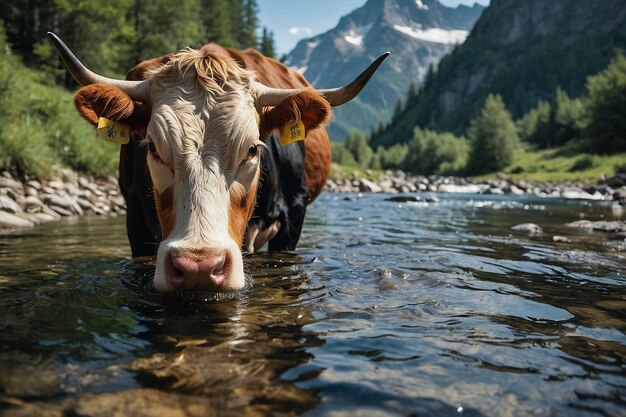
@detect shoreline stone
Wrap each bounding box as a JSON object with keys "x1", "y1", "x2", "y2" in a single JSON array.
[
  {"x1": 0, "y1": 166, "x2": 125, "y2": 232},
  {"x1": 325, "y1": 169, "x2": 626, "y2": 204}
]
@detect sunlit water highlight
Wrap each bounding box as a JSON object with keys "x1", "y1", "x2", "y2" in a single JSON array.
[{"x1": 0, "y1": 193, "x2": 624, "y2": 417}]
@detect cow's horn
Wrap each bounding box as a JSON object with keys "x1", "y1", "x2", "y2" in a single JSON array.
[
  {"x1": 255, "y1": 51, "x2": 390, "y2": 107},
  {"x1": 47, "y1": 32, "x2": 151, "y2": 103}
]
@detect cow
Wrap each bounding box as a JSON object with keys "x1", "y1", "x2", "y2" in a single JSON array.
[{"x1": 47, "y1": 32, "x2": 388, "y2": 293}]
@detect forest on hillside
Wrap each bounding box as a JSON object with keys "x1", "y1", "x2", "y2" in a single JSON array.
[
  {"x1": 0, "y1": 0, "x2": 276, "y2": 86},
  {"x1": 333, "y1": 51, "x2": 626, "y2": 176}
]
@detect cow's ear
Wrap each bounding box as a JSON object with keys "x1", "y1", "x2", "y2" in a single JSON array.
[
  {"x1": 262, "y1": 91, "x2": 331, "y2": 139},
  {"x1": 74, "y1": 84, "x2": 148, "y2": 128}
]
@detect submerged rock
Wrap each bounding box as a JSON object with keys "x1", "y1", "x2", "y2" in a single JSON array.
[
  {"x1": 565, "y1": 220, "x2": 594, "y2": 229},
  {"x1": 70, "y1": 389, "x2": 215, "y2": 417},
  {"x1": 385, "y1": 195, "x2": 424, "y2": 203},
  {"x1": 511, "y1": 223, "x2": 543, "y2": 234},
  {"x1": 566, "y1": 220, "x2": 626, "y2": 233}
]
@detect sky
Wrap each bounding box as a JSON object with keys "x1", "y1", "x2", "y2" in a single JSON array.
[{"x1": 257, "y1": 0, "x2": 491, "y2": 56}]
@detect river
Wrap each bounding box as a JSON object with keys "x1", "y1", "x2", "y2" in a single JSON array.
[{"x1": 0, "y1": 192, "x2": 624, "y2": 417}]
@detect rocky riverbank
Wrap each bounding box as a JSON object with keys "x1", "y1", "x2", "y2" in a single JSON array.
[
  {"x1": 0, "y1": 167, "x2": 126, "y2": 230},
  {"x1": 1, "y1": 167, "x2": 625, "y2": 232},
  {"x1": 325, "y1": 170, "x2": 626, "y2": 203}
]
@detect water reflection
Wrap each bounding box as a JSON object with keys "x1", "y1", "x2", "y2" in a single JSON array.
[{"x1": 0, "y1": 193, "x2": 625, "y2": 416}]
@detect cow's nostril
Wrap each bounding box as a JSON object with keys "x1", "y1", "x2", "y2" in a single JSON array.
[{"x1": 167, "y1": 250, "x2": 229, "y2": 290}]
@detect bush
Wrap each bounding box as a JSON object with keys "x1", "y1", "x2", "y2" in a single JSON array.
[
  {"x1": 373, "y1": 144, "x2": 409, "y2": 171},
  {"x1": 569, "y1": 155, "x2": 598, "y2": 172},
  {"x1": 403, "y1": 128, "x2": 468, "y2": 175},
  {"x1": 331, "y1": 141, "x2": 357, "y2": 166},
  {"x1": 466, "y1": 94, "x2": 520, "y2": 175},
  {"x1": 344, "y1": 131, "x2": 373, "y2": 168},
  {"x1": 614, "y1": 162, "x2": 626, "y2": 174}
]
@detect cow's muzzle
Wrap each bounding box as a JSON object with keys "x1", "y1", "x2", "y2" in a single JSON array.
[{"x1": 163, "y1": 249, "x2": 231, "y2": 291}]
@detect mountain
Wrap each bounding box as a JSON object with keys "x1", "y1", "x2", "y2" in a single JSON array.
[
  {"x1": 371, "y1": 0, "x2": 626, "y2": 148},
  {"x1": 284, "y1": 0, "x2": 484, "y2": 140}
]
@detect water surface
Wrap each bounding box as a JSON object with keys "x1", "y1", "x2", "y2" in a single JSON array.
[{"x1": 1, "y1": 193, "x2": 625, "y2": 416}]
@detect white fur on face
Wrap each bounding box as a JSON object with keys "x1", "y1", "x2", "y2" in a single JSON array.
[{"x1": 146, "y1": 60, "x2": 263, "y2": 292}]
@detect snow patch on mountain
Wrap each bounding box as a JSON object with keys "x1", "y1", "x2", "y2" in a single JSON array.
[
  {"x1": 415, "y1": 0, "x2": 429, "y2": 10},
  {"x1": 345, "y1": 34, "x2": 363, "y2": 46},
  {"x1": 393, "y1": 25, "x2": 468, "y2": 44}
]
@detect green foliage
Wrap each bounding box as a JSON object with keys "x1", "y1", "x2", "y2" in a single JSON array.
[
  {"x1": 0, "y1": 21, "x2": 117, "y2": 178},
  {"x1": 517, "y1": 88, "x2": 584, "y2": 148},
  {"x1": 1, "y1": 0, "x2": 271, "y2": 88},
  {"x1": 258, "y1": 27, "x2": 276, "y2": 58},
  {"x1": 403, "y1": 128, "x2": 468, "y2": 175},
  {"x1": 583, "y1": 51, "x2": 626, "y2": 153},
  {"x1": 239, "y1": 0, "x2": 258, "y2": 49},
  {"x1": 134, "y1": 0, "x2": 203, "y2": 62},
  {"x1": 466, "y1": 94, "x2": 520, "y2": 175},
  {"x1": 331, "y1": 141, "x2": 357, "y2": 166},
  {"x1": 553, "y1": 88, "x2": 585, "y2": 145},
  {"x1": 376, "y1": 144, "x2": 409, "y2": 171},
  {"x1": 569, "y1": 155, "x2": 599, "y2": 172},
  {"x1": 517, "y1": 99, "x2": 551, "y2": 145},
  {"x1": 344, "y1": 131, "x2": 373, "y2": 168}
]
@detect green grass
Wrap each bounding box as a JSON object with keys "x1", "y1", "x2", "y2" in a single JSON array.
[
  {"x1": 0, "y1": 40, "x2": 119, "y2": 179},
  {"x1": 500, "y1": 144, "x2": 626, "y2": 182},
  {"x1": 329, "y1": 163, "x2": 384, "y2": 181}
]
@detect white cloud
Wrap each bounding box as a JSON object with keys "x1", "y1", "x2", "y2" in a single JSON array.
[{"x1": 288, "y1": 26, "x2": 313, "y2": 36}]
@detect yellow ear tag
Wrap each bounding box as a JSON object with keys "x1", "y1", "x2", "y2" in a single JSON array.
[
  {"x1": 97, "y1": 117, "x2": 130, "y2": 145},
  {"x1": 279, "y1": 118, "x2": 306, "y2": 146}
]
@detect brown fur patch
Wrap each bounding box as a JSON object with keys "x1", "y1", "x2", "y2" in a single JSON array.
[
  {"x1": 126, "y1": 55, "x2": 172, "y2": 81},
  {"x1": 74, "y1": 84, "x2": 148, "y2": 128},
  {"x1": 154, "y1": 186, "x2": 175, "y2": 240},
  {"x1": 228, "y1": 179, "x2": 259, "y2": 245}
]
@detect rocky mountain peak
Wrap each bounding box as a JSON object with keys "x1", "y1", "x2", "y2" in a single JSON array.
[{"x1": 285, "y1": 0, "x2": 484, "y2": 140}]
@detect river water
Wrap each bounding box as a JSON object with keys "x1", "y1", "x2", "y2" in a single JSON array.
[{"x1": 0, "y1": 192, "x2": 625, "y2": 417}]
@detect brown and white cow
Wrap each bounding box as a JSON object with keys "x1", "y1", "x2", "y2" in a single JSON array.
[{"x1": 48, "y1": 32, "x2": 388, "y2": 293}]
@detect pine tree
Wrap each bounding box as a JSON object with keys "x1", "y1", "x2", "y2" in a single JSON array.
[
  {"x1": 584, "y1": 51, "x2": 626, "y2": 153},
  {"x1": 393, "y1": 97, "x2": 404, "y2": 121},
  {"x1": 345, "y1": 131, "x2": 374, "y2": 168},
  {"x1": 407, "y1": 82, "x2": 417, "y2": 100},
  {"x1": 466, "y1": 94, "x2": 519, "y2": 175},
  {"x1": 202, "y1": 0, "x2": 237, "y2": 47},
  {"x1": 259, "y1": 27, "x2": 276, "y2": 58},
  {"x1": 238, "y1": 0, "x2": 258, "y2": 48}
]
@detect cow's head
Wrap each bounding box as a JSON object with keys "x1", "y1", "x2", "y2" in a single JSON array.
[{"x1": 48, "y1": 32, "x2": 388, "y2": 293}]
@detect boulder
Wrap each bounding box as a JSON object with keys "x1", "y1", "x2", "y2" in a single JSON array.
[
  {"x1": 0, "y1": 211, "x2": 34, "y2": 228},
  {"x1": 358, "y1": 179, "x2": 383, "y2": 193},
  {"x1": 0, "y1": 195, "x2": 23, "y2": 214}
]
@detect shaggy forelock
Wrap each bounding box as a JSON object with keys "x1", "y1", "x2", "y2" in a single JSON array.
[{"x1": 149, "y1": 48, "x2": 256, "y2": 95}]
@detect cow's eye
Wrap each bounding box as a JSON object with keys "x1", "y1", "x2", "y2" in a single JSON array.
[
  {"x1": 243, "y1": 144, "x2": 258, "y2": 163},
  {"x1": 147, "y1": 140, "x2": 157, "y2": 154},
  {"x1": 146, "y1": 139, "x2": 166, "y2": 165}
]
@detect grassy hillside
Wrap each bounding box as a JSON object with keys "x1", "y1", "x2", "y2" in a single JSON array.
[
  {"x1": 0, "y1": 29, "x2": 118, "y2": 179},
  {"x1": 502, "y1": 145, "x2": 626, "y2": 183}
]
